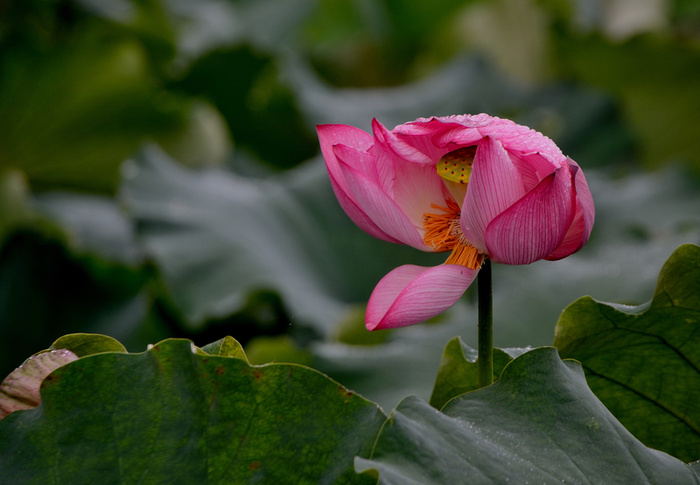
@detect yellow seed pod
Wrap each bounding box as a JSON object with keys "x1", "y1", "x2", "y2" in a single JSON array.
[{"x1": 436, "y1": 146, "x2": 477, "y2": 184}]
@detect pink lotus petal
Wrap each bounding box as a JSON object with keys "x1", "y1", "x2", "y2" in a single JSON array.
[
  {"x1": 392, "y1": 161, "x2": 451, "y2": 228},
  {"x1": 545, "y1": 205, "x2": 585, "y2": 261},
  {"x1": 317, "y1": 125, "x2": 400, "y2": 243},
  {"x1": 395, "y1": 114, "x2": 493, "y2": 136},
  {"x1": 333, "y1": 143, "x2": 390, "y2": 192},
  {"x1": 317, "y1": 116, "x2": 595, "y2": 334},
  {"x1": 337, "y1": 122, "x2": 453, "y2": 235},
  {"x1": 317, "y1": 124, "x2": 373, "y2": 194},
  {"x1": 340, "y1": 160, "x2": 427, "y2": 249},
  {"x1": 429, "y1": 126, "x2": 484, "y2": 149},
  {"x1": 392, "y1": 116, "x2": 465, "y2": 136},
  {"x1": 317, "y1": 124, "x2": 372, "y2": 201},
  {"x1": 571, "y1": 158, "x2": 595, "y2": 245},
  {"x1": 461, "y1": 137, "x2": 526, "y2": 253},
  {"x1": 331, "y1": 143, "x2": 375, "y2": 175},
  {"x1": 478, "y1": 121, "x2": 565, "y2": 169},
  {"x1": 372, "y1": 119, "x2": 433, "y2": 165},
  {"x1": 416, "y1": 116, "x2": 540, "y2": 153},
  {"x1": 546, "y1": 159, "x2": 595, "y2": 260},
  {"x1": 333, "y1": 142, "x2": 445, "y2": 240},
  {"x1": 366, "y1": 264, "x2": 480, "y2": 330},
  {"x1": 426, "y1": 115, "x2": 501, "y2": 148},
  {"x1": 394, "y1": 116, "x2": 487, "y2": 159},
  {"x1": 328, "y1": 170, "x2": 403, "y2": 244},
  {"x1": 485, "y1": 163, "x2": 576, "y2": 265}
]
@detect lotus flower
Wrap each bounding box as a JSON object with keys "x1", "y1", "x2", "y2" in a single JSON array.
[{"x1": 317, "y1": 114, "x2": 594, "y2": 330}]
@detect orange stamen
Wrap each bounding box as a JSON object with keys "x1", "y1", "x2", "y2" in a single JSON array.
[
  {"x1": 423, "y1": 199, "x2": 482, "y2": 270},
  {"x1": 423, "y1": 200, "x2": 461, "y2": 251},
  {"x1": 445, "y1": 242, "x2": 481, "y2": 269}
]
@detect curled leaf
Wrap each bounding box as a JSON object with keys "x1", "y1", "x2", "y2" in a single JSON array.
[{"x1": 0, "y1": 349, "x2": 78, "y2": 419}]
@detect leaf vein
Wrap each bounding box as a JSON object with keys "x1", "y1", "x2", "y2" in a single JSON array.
[{"x1": 584, "y1": 366, "x2": 700, "y2": 435}]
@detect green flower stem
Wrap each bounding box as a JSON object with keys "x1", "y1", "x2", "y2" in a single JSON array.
[{"x1": 477, "y1": 258, "x2": 493, "y2": 388}]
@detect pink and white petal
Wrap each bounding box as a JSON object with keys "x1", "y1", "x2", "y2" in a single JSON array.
[
  {"x1": 507, "y1": 153, "x2": 541, "y2": 192},
  {"x1": 520, "y1": 152, "x2": 562, "y2": 181},
  {"x1": 570, "y1": 158, "x2": 595, "y2": 244},
  {"x1": 392, "y1": 161, "x2": 450, "y2": 228},
  {"x1": 318, "y1": 123, "x2": 374, "y2": 198},
  {"x1": 546, "y1": 159, "x2": 595, "y2": 260},
  {"x1": 429, "y1": 126, "x2": 484, "y2": 149},
  {"x1": 395, "y1": 133, "x2": 451, "y2": 163},
  {"x1": 392, "y1": 116, "x2": 465, "y2": 136},
  {"x1": 485, "y1": 163, "x2": 576, "y2": 265},
  {"x1": 317, "y1": 127, "x2": 399, "y2": 243},
  {"x1": 461, "y1": 137, "x2": 526, "y2": 253},
  {"x1": 395, "y1": 114, "x2": 494, "y2": 135},
  {"x1": 317, "y1": 123, "x2": 373, "y2": 150},
  {"x1": 372, "y1": 119, "x2": 433, "y2": 165},
  {"x1": 318, "y1": 124, "x2": 373, "y2": 175},
  {"x1": 333, "y1": 143, "x2": 382, "y2": 181},
  {"x1": 327, "y1": 169, "x2": 402, "y2": 244},
  {"x1": 366, "y1": 264, "x2": 479, "y2": 330},
  {"x1": 508, "y1": 152, "x2": 559, "y2": 192},
  {"x1": 544, "y1": 201, "x2": 586, "y2": 261},
  {"x1": 478, "y1": 121, "x2": 565, "y2": 168},
  {"x1": 394, "y1": 116, "x2": 485, "y2": 158},
  {"x1": 341, "y1": 160, "x2": 427, "y2": 249}
]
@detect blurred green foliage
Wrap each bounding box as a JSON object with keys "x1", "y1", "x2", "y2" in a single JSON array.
[{"x1": 0, "y1": 0, "x2": 699, "y2": 411}]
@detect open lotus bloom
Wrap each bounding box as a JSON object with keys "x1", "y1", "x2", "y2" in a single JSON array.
[{"x1": 317, "y1": 114, "x2": 594, "y2": 331}]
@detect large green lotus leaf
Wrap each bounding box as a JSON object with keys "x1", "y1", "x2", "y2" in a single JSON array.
[
  {"x1": 428, "y1": 336, "x2": 529, "y2": 409},
  {"x1": 356, "y1": 347, "x2": 699, "y2": 484},
  {"x1": 0, "y1": 338, "x2": 385, "y2": 484},
  {"x1": 554, "y1": 243, "x2": 700, "y2": 462}
]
